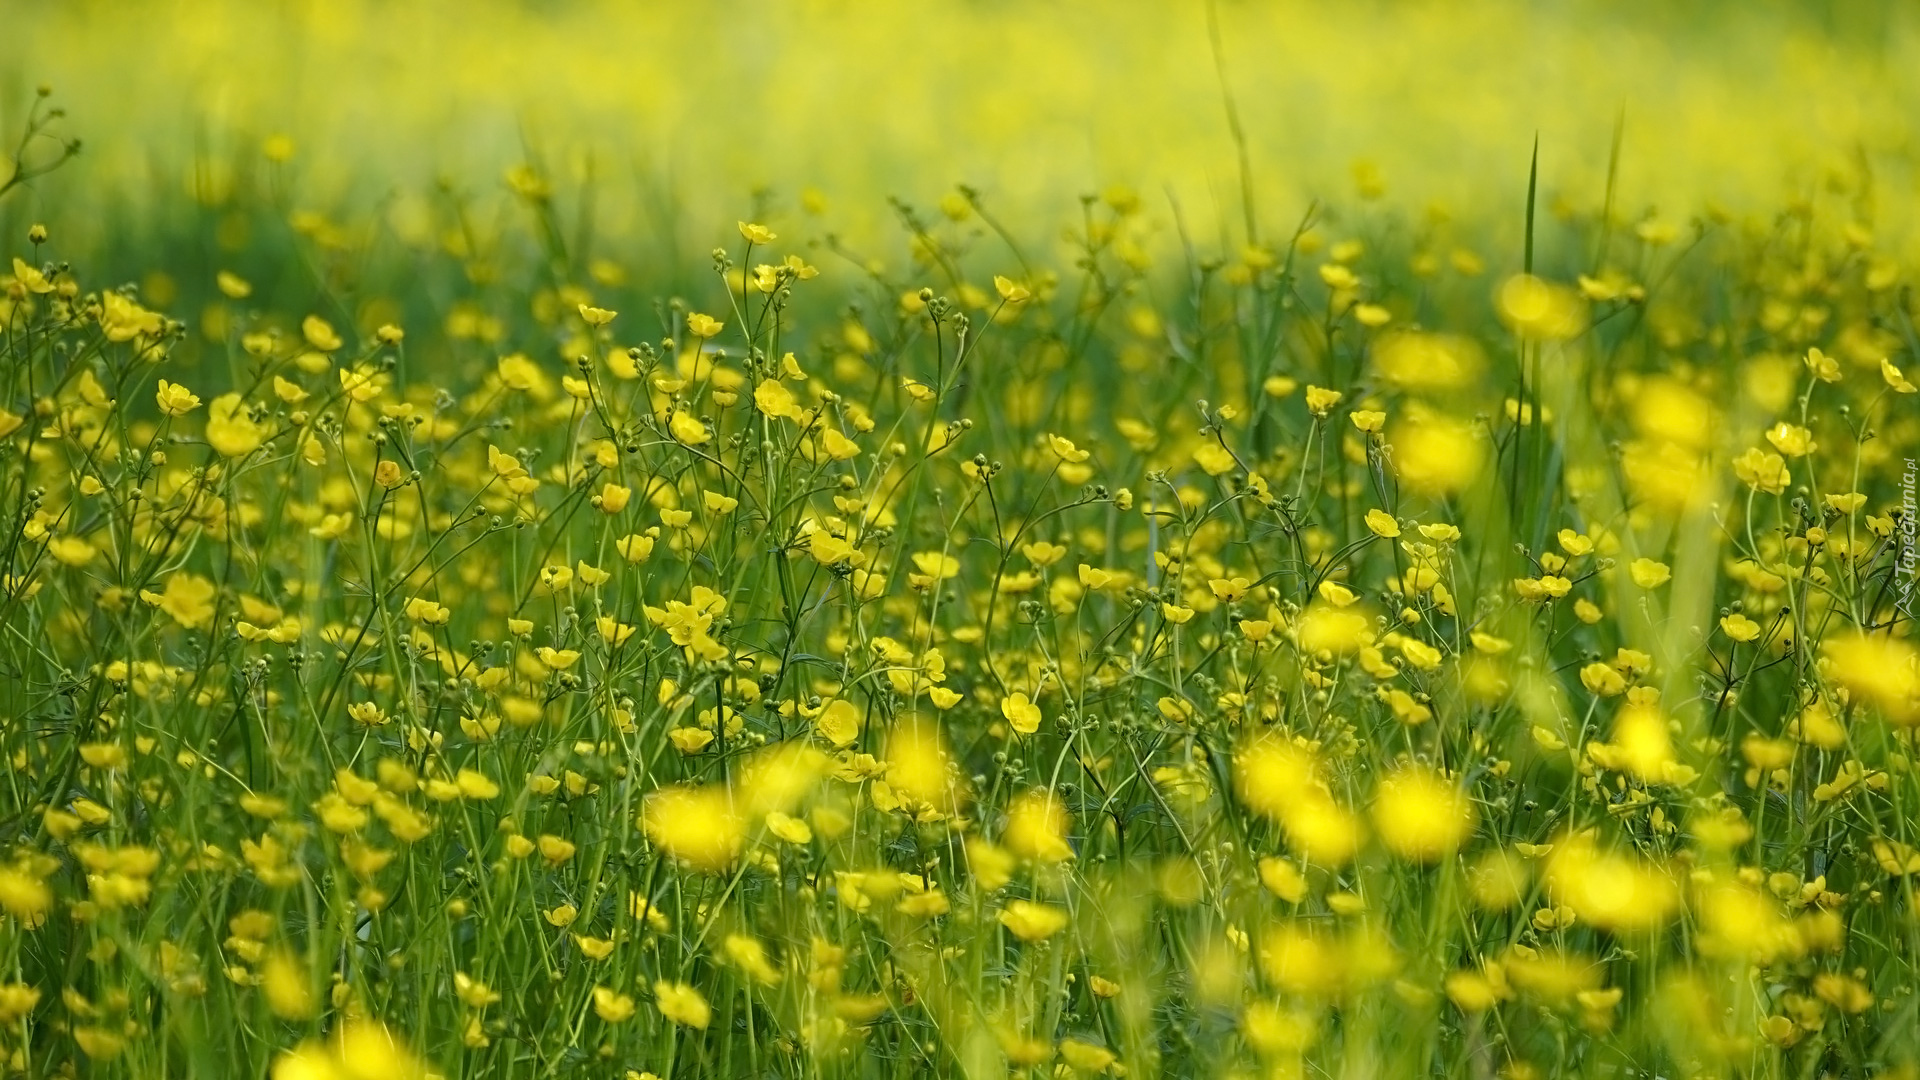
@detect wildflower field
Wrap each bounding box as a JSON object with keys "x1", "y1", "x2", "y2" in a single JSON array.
[{"x1": 4, "y1": 2, "x2": 1920, "y2": 1077}]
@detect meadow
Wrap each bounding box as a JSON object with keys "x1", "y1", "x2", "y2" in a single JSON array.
[{"x1": 3, "y1": 2, "x2": 1920, "y2": 1077}]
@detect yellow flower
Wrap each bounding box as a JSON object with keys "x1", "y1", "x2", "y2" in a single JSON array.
[
  {"x1": 685, "y1": 312, "x2": 724, "y2": 338},
  {"x1": 47, "y1": 535, "x2": 96, "y2": 567},
  {"x1": 1371, "y1": 768, "x2": 1476, "y2": 862},
  {"x1": 669, "y1": 411, "x2": 710, "y2": 446},
  {"x1": 496, "y1": 353, "x2": 546, "y2": 394},
  {"x1": 1732, "y1": 447, "x2": 1789, "y2": 494},
  {"x1": 455, "y1": 973, "x2": 500, "y2": 1010},
  {"x1": 765, "y1": 810, "x2": 813, "y2": 845},
  {"x1": 340, "y1": 366, "x2": 384, "y2": 403},
  {"x1": 536, "y1": 647, "x2": 580, "y2": 670},
  {"x1": 592, "y1": 986, "x2": 635, "y2": 1023},
  {"x1": 574, "y1": 936, "x2": 616, "y2": 961},
  {"x1": 1047, "y1": 434, "x2": 1090, "y2": 463},
  {"x1": 403, "y1": 597, "x2": 450, "y2": 625},
  {"x1": 1628, "y1": 558, "x2": 1670, "y2": 588},
  {"x1": 1804, "y1": 347, "x2": 1841, "y2": 382},
  {"x1": 301, "y1": 314, "x2": 342, "y2": 352},
  {"x1": 754, "y1": 379, "x2": 801, "y2": 420},
  {"x1": 1580, "y1": 662, "x2": 1626, "y2": 697},
  {"x1": 155, "y1": 380, "x2": 201, "y2": 417},
  {"x1": 811, "y1": 698, "x2": 860, "y2": 747},
  {"x1": 1391, "y1": 412, "x2": 1482, "y2": 495},
  {"x1": 596, "y1": 615, "x2": 635, "y2": 646},
  {"x1": 1555, "y1": 529, "x2": 1593, "y2": 557},
  {"x1": 202, "y1": 393, "x2": 264, "y2": 455},
  {"x1": 1059, "y1": 1039, "x2": 1117, "y2": 1072},
  {"x1": 373, "y1": 460, "x2": 407, "y2": 489},
  {"x1": 1543, "y1": 835, "x2": 1677, "y2": 932},
  {"x1": 1192, "y1": 442, "x2": 1236, "y2": 476},
  {"x1": 1318, "y1": 262, "x2": 1358, "y2": 289},
  {"x1": 1209, "y1": 576, "x2": 1250, "y2": 603},
  {"x1": 74, "y1": 1027, "x2": 127, "y2": 1061},
  {"x1": 101, "y1": 292, "x2": 163, "y2": 341},
  {"x1": 1444, "y1": 970, "x2": 1507, "y2": 1013},
  {"x1": 1000, "y1": 692, "x2": 1042, "y2": 735},
  {"x1": 668, "y1": 727, "x2": 713, "y2": 754},
  {"x1": 261, "y1": 950, "x2": 315, "y2": 1019},
  {"x1": 1719, "y1": 613, "x2": 1761, "y2": 643},
  {"x1": 1512, "y1": 575, "x2": 1571, "y2": 602},
  {"x1": 537, "y1": 835, "x2": 575, "y2": 865},
  {"x1": 643, "y1": 785, "x2": 744, "y2": 871},
  {"x1": 10, "y1": 257, "x2": 52, "y2": 294},
  {"x1": 999, "y1": 899, "x2": 1069, "y2": 943},
  {"x1": 1882, "y1": 357, "x2": 1917, "y2": 394},
  {"x1": 616, "y1": 533, "x2": 657, "y2": 563},
  {"x1": 145, "y1": 573, "x2": 217, "y2": 629},
  {"x1": 1822, "y1": 632, "x2": 1918, "y2": 725},
  {"x1": 1258, "y1": 856, "x2": 1309, "y2": 903},
  {"x1": 454, "y1": 770, "x2": 499, "y2": 800},
  {"x1": 1004, "y1": 790, "x2": 1075, "y2": 863},
  {"x1": 0, "y1": 983, "x2": 41, "y2": 1023},
  {"x1": 724, "y1": 934, "x2": 782, "y2": 986},
  {"x1": 0, "y1": 868, "x2": 52, "y2": 924},
  {"x1": 1763, "y1": 422, "x2": 1815, "y2": 457},
  {"x1": 737, "y1": 221, "x2": 778, "y2": 245},
  {"x1": 818, "y1": 427, "x2": 860, "y2": 460},
  {"x1": 653, "y1": 980, "x2": 710, "y2": 1028},
  {"x1": 576, "y1": 303, "x2": 617, "y2": 326},
  {"x1": 1495, "y1": 274, "x2": 1585, "y2": 339},
  {"x1": 1304, "y1": 385, "x2": 1344, "y2": 417},
  {"x1": 1364, "y1": 509, "x2": 1399, "y2": 537}
]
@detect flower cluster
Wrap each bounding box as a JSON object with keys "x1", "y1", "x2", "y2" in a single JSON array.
[{"x1": 3, "y1": 94, "x2": 1920, "y2": 1080}]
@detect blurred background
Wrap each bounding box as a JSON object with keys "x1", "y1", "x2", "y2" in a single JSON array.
[{"x1": 2, "y1": 0, "x2": 1918, "y2": 300}]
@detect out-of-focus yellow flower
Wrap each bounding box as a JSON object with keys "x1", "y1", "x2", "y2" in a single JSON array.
[
  {"x1": 592, "y1": 986, "x2": 635, "y2": 1023},
  {"x1": 1543, "y1": 834, "x2": 1677, "y2": 932},
  {"x1": 653, "y1": 980, "x2": 710, "y2": 1028},
  {"x1": 1496, "y1": 274, "x2": 1585, "y2": 339},
  {"x1": 1823, "y1": 632, "x2": 1918, "y2": 724},
  {"x1": 998, "y1": 899, "x2": 1069, "y2": 943},
  {"x1": 1371, "y1": 768, "x2": 1476, "y2": 862},
  {"x1": 1004, "y1": 790, "x2": 1074, "y2": 863},
  {"x1": 643, "y1": 785, "x2": 743, "y2": 871}
]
